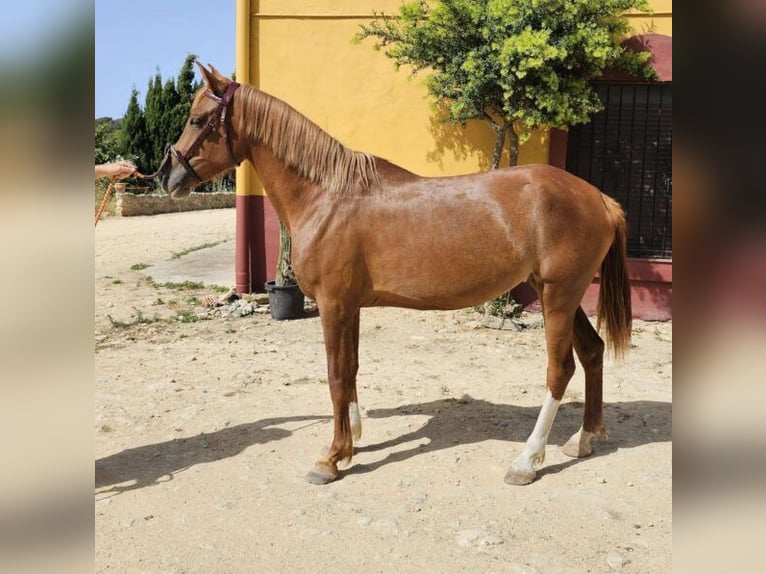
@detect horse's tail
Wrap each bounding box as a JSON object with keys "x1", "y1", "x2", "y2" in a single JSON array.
[{"x1": 598, "y1": 195, "x2": 632, "y2": 357}]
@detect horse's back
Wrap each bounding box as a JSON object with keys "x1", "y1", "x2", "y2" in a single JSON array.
[{"x1": 346, "y1": 162, "x2": 616, "y2": 308}]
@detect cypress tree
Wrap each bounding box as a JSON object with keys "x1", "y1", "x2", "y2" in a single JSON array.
[
  {"x1": 119, "y1": 88, "x2": 150, "y2": 173},
  {"x1": 110, "y1": 56, "x2": 226, "y2": 177},
  {"x1": 170, "y1": 54, "x2": 200, "y2": 141},
  {"x1": 176, "y1": 53, "x2": 198, "y2": 102},
  {"x1": 144, "y1": 71, "x2": 165, "y2": 168},
  {"x1": 161, "y1": 77, "x2": 181, "y2": 144}
]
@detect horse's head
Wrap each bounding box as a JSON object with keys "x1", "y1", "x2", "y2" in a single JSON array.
[{"x1": 160, "y1": 62, "x2": 242, "y2": 198}]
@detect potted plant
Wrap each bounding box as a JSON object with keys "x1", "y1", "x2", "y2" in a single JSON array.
[{"x1": 264, "y1": 220, "x2": 305, "y2": 319}]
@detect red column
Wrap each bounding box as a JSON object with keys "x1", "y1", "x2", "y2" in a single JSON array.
[{"x1": 235, "y1": 194, "x2": 280, "y2": 293}]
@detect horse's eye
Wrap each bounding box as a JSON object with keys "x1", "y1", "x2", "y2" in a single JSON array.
[{"x1": 189, "y1": 117, "x2": 203, "y2": 127}]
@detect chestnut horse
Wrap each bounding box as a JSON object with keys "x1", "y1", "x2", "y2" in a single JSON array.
[{"x1": 160, "y1": 63, "x2": 632, "y2": 486}]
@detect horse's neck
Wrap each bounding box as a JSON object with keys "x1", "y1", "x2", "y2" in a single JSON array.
[{"x1": 248, "y1": 145, "x2": 323, "y2": 231}]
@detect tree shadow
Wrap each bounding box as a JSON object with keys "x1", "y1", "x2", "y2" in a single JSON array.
[
  {"x1": 344, "y1": 395, "x2": 671, "y2": 480},
  {"x1": 95, "y1": 415, "x2": 328, "y2": 496},
  {"x1": 425, "y1": 107, "x2": 495, "y2": 171}
]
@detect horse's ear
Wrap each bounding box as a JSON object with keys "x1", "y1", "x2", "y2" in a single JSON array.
[
  {"x1": 196, "y1": 61, "x2": 228, "y2": 95},
  {"x1": 196, "y1": 61, "x2": 214, "y2": 87},
  {"x1": 208, "y1": 65, "x2": 228, "y2": 81}
]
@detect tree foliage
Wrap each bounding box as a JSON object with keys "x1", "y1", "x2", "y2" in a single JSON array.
[
  {"x1": 143, "y1": 72, "x2": 166, "y2": 170},
  {"x1": 94, "y1": 119, "x2": 121, "y2": 165},
  {"x1": 356, "y1": 0, "x2": 656, "y2": 168},
  {"x1": 119, "y1": 88, "x2": 150, "y2": 172},
  {"x1": 96, "y1": 53, "x2": 202, "y2": 175},
  {"x1": 170, "y1": 56, "x2": 198, "y2": 140}
]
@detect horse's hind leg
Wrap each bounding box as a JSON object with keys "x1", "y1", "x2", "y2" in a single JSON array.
[
  {"x1": 505, "y1": 281, "x2": 578, "y2": 485},
  {"x1": 306, "y1": 305, "x2": 360, "y2": 485},
  {"x1": 562, "y1": 307, "x2": 607, "y2": 458}
]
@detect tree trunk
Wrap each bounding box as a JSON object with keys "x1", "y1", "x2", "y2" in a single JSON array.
[
  {"x1": 507, "y1": 126, "x2": 520, "y2": 167},
  {"x1": 276, "y1": 220, "x2": 295, "y2": 286},
  {"x1": 490, "y1": 122, "x2": 510, "y2": 170}
]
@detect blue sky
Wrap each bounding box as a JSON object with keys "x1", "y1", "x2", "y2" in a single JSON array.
[{"x1": 95, "y1": 0, "x2": 235, "y2": 118}]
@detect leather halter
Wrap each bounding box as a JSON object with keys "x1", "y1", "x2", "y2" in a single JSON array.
[{"x1": 167, "y1": 81, "x2": 241, "y2": 184}]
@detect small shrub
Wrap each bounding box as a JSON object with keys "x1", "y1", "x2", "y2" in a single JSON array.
[
  {"x1": 159, "y1": 281, "x2": 205, "y2": 291},
  {"x1": 175, "y1": 310, "x2": 199, "y2": 323},
  {"x1": 172, "y1": 241, "x2": 223, "y2": 259},
  {"x1": 477, "y1": 292, "x2": 523, "y2": 319},
  {"x1": 107, "y1": 309, "x2": 159, "y2": 328}
]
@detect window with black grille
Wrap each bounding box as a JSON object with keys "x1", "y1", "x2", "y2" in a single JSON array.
[{"x1": 566, "y1": 83, "x2": 672, "y2": 259}]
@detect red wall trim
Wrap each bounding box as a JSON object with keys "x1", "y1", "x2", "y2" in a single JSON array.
[
  {"x1": 235, "y1": 195, "x2": 280, "y2": 293},
  {"x1": 512, "y1": 258, "x2": 672, "y2": 321}
]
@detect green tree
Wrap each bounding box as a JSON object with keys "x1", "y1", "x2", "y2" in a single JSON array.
[
  {"x1": 95, "y1": 119, "x2": 121, "y2": 165},
  {"x1": 167, "y1": 54, "x2": 200, "y2": 144},
  {"x1": 176, "y1": 53, "x2": 199, "y2": 102},
  {"x1": 356, "y1": 0, "x2": 655, "y2": 168},
  {"x1": 144, "y1": 71, "x2": 165, "y2": 168},
  {"x1": 161, "y1": 78, "x2": 181, "y2": 145},
  {"x1": 105, "y1": 55, "x2": 223, "y2": 178},
  {"x1": 124, "y1": 56, "x2": 203, "y2": 172},
  {"x1": 120, "y1": 88, "x2": 150, "y2": 173}
]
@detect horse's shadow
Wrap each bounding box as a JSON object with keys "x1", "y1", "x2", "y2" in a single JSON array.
[
  {"x1": 95, "y1": 415, "x2": 327, "y2": 496},
  {"x1": 346, "y1": 396, "x2": 672, "y2": 480},
  {"x1": 95, "y1": 397, "x2": 670, "y2": 493}
]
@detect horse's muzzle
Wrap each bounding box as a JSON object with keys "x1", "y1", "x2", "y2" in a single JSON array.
[
  {"x1": 161, "y1": 168, "x2": 193, "y2": 198},
  {"x1": 153, "y1": 146, "x2": 190, "y2": 198}
]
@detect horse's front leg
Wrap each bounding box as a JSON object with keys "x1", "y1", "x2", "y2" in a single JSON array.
[{"x1": 306, "y1": 305, "x2": 361, "y2": 485}]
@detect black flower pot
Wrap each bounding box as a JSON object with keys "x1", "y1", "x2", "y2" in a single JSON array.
[{"x1": 264, "y1": 281, "x2": 305, "y2": 320}]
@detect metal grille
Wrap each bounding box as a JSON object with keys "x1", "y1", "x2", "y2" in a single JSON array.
[{"x1": 566, "y1": 83, "x2": 672, "y2": 259}]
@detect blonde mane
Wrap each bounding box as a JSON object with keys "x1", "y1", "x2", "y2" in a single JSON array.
[{"x1": 237, "y1": 85, "x2": 378, "y2": 194}]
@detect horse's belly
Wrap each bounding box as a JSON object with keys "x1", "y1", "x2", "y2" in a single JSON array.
[{"x1": 369, "y1": 256, "x2": 531, "y2": 310}]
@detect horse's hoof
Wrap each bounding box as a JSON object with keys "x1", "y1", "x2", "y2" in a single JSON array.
[
  {"x1": 305, "y1": 465, "x2": 338, "y2": 485},
  {"x1": 561, "y1": 438, "x2": 592, "y2": 459},
  {"x1": 561, "y1": 429, "x2": 596, "y2": 458},
  {"x1": 504, "y1": 466, "x2": 536, "y2": 486}
]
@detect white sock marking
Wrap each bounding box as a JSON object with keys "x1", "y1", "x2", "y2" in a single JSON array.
[
  {"x1": 349, "y1": 401, "x2": 362, "y2": 440},
  {"x1": 511, "y1": 391, "x2": 561, "y2": 473}
]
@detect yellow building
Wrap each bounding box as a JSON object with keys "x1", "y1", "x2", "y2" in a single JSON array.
[{"x1": 234, "y1": 0, "x2": 672, "y2": 318}]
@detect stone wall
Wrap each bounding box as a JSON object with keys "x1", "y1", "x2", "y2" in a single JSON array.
[{"x1": 115, "y1": 188, "x2": 235, "y2": 217}]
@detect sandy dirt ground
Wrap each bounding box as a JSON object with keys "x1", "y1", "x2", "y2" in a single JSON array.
[{"x1": 95, "y1": 209, "x2": 672, "y2": 574}]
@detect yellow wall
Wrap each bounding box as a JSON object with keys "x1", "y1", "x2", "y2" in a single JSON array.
[
  {"x1": 238, "y1": 0, "x2": 671, "y2": 193},
  {"x1": 627, "y1": 0, "x2": 672, "y2": 36}
]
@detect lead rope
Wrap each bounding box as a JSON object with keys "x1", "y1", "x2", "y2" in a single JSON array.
[
  {"x1": 94, "y1": 177, "x2": 117, "y2": 227},
  {"x1": 95, "y1": 158, "x2": 169, "y2": 228}
]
